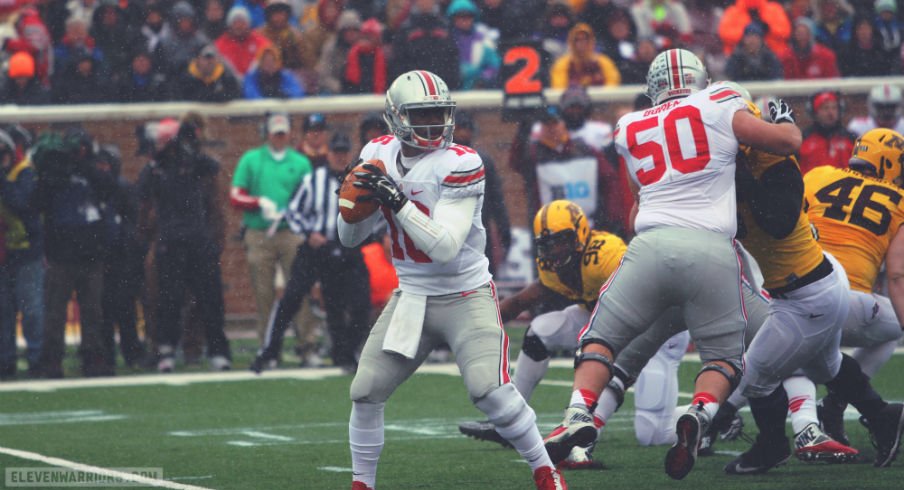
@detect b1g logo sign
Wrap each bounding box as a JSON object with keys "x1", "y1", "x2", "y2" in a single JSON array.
[
  {"x1": 549, "y1": 181, "x2": 591, "y2": 200},
  {"x1": 537, "y1": 157, "x2": 599, "y2": 221}
]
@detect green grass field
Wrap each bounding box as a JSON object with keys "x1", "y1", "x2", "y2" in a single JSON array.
[{"x1": 1, "y1": 343, "x2": 903, "y2": 489}]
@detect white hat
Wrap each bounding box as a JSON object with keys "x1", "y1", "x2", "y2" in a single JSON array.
[{"x1": 267, "y1": 114, "x2": 290, "y2": 134}]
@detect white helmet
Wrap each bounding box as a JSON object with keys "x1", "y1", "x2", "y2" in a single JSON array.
[
  {"x1": 384, "y1": 70, "x2": 456, "y2": 150},
  {"x1": 645, "y1": 49, "x2": 709, "y2": 105},
  {"x1": 868, "y1": 83, "x2": 903, "y2": 125}
]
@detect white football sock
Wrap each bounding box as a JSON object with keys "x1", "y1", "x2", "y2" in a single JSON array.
[
  {"x1": 476, "y1": 384, "x2": 554, "y2": 471},
  {"x1": 350, "y1": 401, "x2": 384, "y2": 488},
  {"x1": 783, "y1": 376, "x2": 819, "y2": 434},
  {"x1": 513, "y1": 351, "x2": 549, "y2": 403}
]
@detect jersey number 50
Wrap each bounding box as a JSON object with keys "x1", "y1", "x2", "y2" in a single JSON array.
[{"x1": 626, "y1": 106, "x2": 711, "y2": 185}]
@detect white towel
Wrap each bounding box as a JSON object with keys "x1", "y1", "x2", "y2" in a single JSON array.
[
  {"x1": 382, "y1": 292, "x2": 427, "y2": 359},
  {"x1": 734, "y1": 240, "x2": 765, "y2": 290}
]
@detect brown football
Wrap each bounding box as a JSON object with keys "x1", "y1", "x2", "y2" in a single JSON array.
[{"x1": 338, "y1": 159, "x2": 386, "y2": 223}]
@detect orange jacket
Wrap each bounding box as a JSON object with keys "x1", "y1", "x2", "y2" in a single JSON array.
[{"x1": 719, "y1": 0, "x2": 791, "y2": 57}]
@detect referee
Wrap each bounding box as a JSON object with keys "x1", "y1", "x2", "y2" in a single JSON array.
[{"x1": 252, "y1": 132, "x2": 371, "y2": 373}]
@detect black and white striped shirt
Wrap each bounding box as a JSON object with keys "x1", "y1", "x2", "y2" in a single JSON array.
[{"x1": 286, "y1": 166, "x2": 342, "y2": 240}]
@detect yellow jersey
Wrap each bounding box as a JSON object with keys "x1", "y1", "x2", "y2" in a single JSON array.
[
  {"x1": 737, "y1": 151, "x2": 825, "y2": 290},
  {"x1": 537, "y1": 230, "x2": 627, "y2": 309},
  {"x1": 804, "y1": 166, "x2": 904, "y2": 292}
]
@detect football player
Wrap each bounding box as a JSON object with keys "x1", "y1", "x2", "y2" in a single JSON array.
[
  {"x1": 542, "y1": 48, "x2": 802, "y2": 480},
  {"x1": 847, "y1": 83, "x2": 904, "y2": 137},
  {"x1": 724, "y1": 99, "x2": 904, "y2": 474},
  {"x1": 458, "y1": 200, "x2": 769, "y2": 468},
  {"x1": 801, "y1": 128, "x2": 904, "y2": 447},
  {"x1": 338, "y1": 71, "x2": 567, "y2": 490}
]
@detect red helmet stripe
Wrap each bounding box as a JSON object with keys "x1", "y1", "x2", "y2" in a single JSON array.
[
  {"x1": 669, "y1": 50, "x2": 681, "y2": 89},
  {"x1": 419, "y1": 70, "x2": 437, "y2": 96}
]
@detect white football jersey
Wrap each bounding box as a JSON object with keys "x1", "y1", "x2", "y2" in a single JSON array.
[
  {"x1": 358, "y1": 135, "x2": 491, "y2": 296},
  {"x1": 614, "y1": 85, "x2": 749, "y2": 235},
  {"x1": 846, "y1": 116, "x2": 904, "y2": 138}
]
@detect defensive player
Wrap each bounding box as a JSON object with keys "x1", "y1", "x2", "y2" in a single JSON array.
[
  {"x1": 459, "y1": 200, "x2": 689, "y2": 469},
  {"x1": 542, "y1": 48, "x2": 802, "y2": 480},
  {"x1": 725, "y1": 102, "x2": 904, "y2": 473},
  {"x1": 802, "y1": 128, "x2": 904, "y2": 446},
  {"x1": 339, "y1": 70, "x2": 567, "y2": 490}
]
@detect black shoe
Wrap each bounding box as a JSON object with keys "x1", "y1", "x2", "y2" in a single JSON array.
[
  {"x1": 725, "y1": 434, "x2": 791, "y2": 475},
  {"x1": 818, "y1": 396, "x2": 850, "y2": 446},
  {"x1": 458, "y1": 420, "x2": 512, "y2": 448},
  {"x1": 861, "y1": 403, "x2": 904, "y2": 467},
  {"x1": 250, "y1": 354, "x2": 277, "y2": 374}
]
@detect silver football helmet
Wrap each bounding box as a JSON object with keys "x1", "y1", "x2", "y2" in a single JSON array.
[
  {"x1": 868, "y1": 83, "x2": 903, "y2": 125},
  {"x1": 645, "y1": 49, "x2": 709, "y2": 105},
  {"x1": 384, "y1": 70, "x2": 456, "y2": 150}
]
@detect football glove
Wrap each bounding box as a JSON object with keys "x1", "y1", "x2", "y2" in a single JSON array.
[
  {"x1": 353, "y1": 163, "x2": 409, "y2": 213},
  {"x1": 768, "y1": 98, "x2": 795, "y2": 125}
]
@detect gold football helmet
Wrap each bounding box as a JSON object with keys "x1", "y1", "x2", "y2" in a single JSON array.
[
  {"x1": 533, "y1": 200, "x2": 590, "y2": 268},
  {"x1": 849, "y1": 128, "x2": 904, "y2": 185}
]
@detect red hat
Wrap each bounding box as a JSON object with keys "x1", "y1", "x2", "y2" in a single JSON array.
[
  {"x1": 812, "y1": 91, "x2": 838, "y2": 112},
  {"x1": 7, "y1": 51, "x2": 35, "y2": 79}
]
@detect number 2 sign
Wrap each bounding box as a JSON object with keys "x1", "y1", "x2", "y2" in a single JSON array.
[{"x1": 500, "y1": 41, "x2": 546, "y2": 120}]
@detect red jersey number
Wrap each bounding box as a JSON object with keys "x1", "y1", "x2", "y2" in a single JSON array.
[
  {"x1": 626, "y1": 105, "x2": 711, "y2": 185},
  {"x1": 382, "y1": 200, "x2": 432, "y2": 263}
]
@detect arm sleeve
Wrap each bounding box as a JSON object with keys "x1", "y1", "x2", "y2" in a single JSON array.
[
  {"x1": 338, "y1": 210, "x2": 382, "y2": 247},
  {"x1": 395, "y1": 196, "x2": 478, "y2": 264},
  {"x1": 550, "y1": 57, "x2": 569, "y2": 89}
]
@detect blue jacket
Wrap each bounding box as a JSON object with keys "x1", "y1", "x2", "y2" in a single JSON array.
[{"x1": 243, "y1": 69, "x2": 305, "y2": 99}]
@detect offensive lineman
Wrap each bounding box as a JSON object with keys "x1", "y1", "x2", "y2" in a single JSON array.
[
  {"x1": 542, "y1": 48, "x2": 802, "y2": 480},
  {"x1": 339, "y1": 71, "x2": 567, "y2": 490},
  {"x1": 458, "y1": 200, "x2": 691, "y2": 467}
]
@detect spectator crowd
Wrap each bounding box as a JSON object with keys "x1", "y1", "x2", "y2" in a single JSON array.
[{"x1": 2, "y1": 0, "x2": 904, "y2": 106}]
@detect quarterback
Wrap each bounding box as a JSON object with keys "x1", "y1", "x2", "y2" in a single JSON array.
[{"x1": 338, "y1": 70, "x2": 567, "y2": 490}]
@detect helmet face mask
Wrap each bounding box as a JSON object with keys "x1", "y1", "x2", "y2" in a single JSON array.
[
  {"x1": 645, "y1": 48, "x2": 709, "y2": 105},
  {"x1": 384, "y1": 71, "x2": 456, "y2": 150},
  {"x1": 849, "y1": 128, "x2": 904, "y2": 186},
  {"x1": 533, "y1": 200, "x2": 590, "y2": 270}
]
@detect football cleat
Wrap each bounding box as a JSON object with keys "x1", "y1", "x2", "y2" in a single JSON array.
[
  {"x1": 458, "y1": 420, "x2": 512, "y2": 448},
  {"x1": 533, "y1": 466, "x2": 568, "y2": 490},
  {"x1": 665, "y1": 405, "x2": 711, "y2": 480},
  {"x1": 860, "y1": 402, "x2": 904, "y2": 467},
  {"x1": 351, "y1": 481, "x2": 373, "y2": 490},
  {"x1": 558, "y1": 444, "x2": 604, "y2": 470},
  {"x1": 725, "y1": 434, "x2": 791, "y2": 475},
  {"x1": 818, "y1": 396, "x2": 850, "y2": 446},
  {"x1": 544, "y1": 407, "x2": 598, "y2": 465},
  {"x1": 794, "y1": 422, "x2": 859, "y2": 463}
]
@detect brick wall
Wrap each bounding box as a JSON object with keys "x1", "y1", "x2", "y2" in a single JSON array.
[{"x1": 23, "y1": 93, "x2": 863, "y2": 319}]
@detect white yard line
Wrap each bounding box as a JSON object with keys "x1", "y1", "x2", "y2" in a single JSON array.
[
  {"x1": 0, "y1": 347, "x2": 899, "y2": 393},
  {"x1": 0, "y1": 446, "x2": 215, "y2": 490}
]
